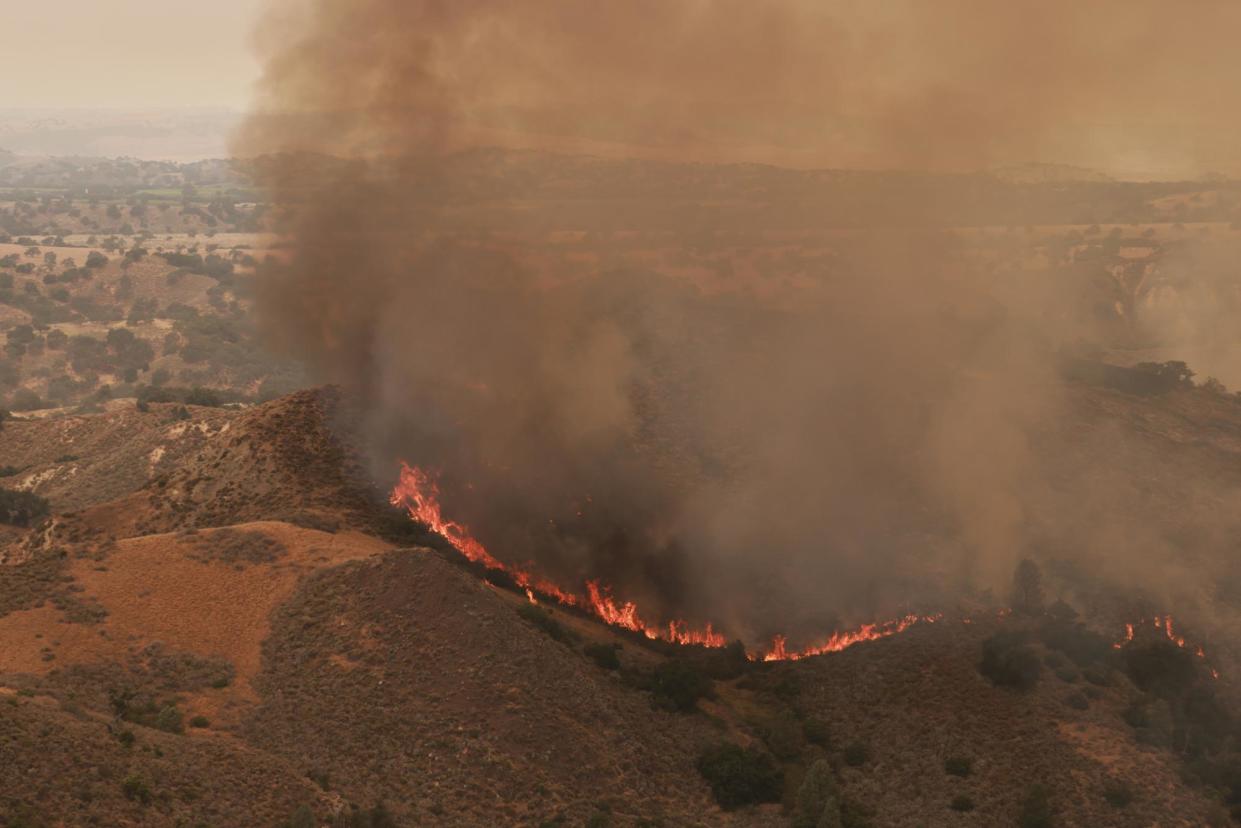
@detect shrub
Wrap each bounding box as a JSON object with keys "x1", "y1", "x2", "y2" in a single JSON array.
[
  {"x1": 650, "y1": 659, "x2": 713, "y2": 712},
  {"x1": 9, "y1": 388, "x2": 45, "y2": 411},
  {"x1": 1124, "y1": 641, "x2": 1198, "y2": 699},
  {"x1": 1083, "y1": 666, "x2": 1113, "y2": 687},
  {"x1": 944, "y1": 756, "x2": 972, "y2": 777},
  {"x1": 1039, "y1": 619, "x2": 1112, "y2": 667},
  {"x1": 794, "y1": 760, "x2": 840, "y2": 828},
  {"x1": 288, "y1": 804, "x2": 316, "y2": 828},
  {"x1": 155, "y1": 704, "x2": 184, "y2": 734},
  {"x1": 696, "y1": 743, "x2": 783, "y2": 810},
  {"x1": 0, "y1": 490, "x2": 51, "y2": 527},
  {"x1": 843, "y1": 741, "x2": 869, "y2": 767},
  {"x1": 950, "y1": 795, "x2": 975, "y2": 812},
  {"x1": 1019, "y1": 784, "x2": 1053, "y2": 828},
  {"x1": 1121, "y1": 699, "x2": 1150, "y2": 728},
  {"x1": 331, "y1": 802, "x2": 397, "y2": 828},
  {"x1": 516, "y1": 603, "x2": 574, "y2": 645},
  {"x1": 121, "y1": 774, "x2": 152, "y2": 805},
  {"x1": 1064, "y1": 692, "x2": 1089, "y2": 711},
  {"x1": 979, "y1": 632, "x2": 1042, "y2": 690},
  {"x1": 189, "y1": 715, "x2": 210, "y2": 728},
  {"x1": 1103, "y1": 780, "x2": 1133, "y2": 808},
  {"x1": 185, "y1": 385, "x2": 222, "y2": 407},
  {"x1": 758, "y1": 711, "x2": 805, "y2": 761},
  {"x1": 584, "y1": 642, "x2": 621, "y2": 670},
  {"x1": 803, "y1": 716, "x2": 831, "y2": 747}
]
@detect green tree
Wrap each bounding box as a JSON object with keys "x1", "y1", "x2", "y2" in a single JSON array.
[{"x1": 794, "y1": 760, "x2": 842, "y2": 828}]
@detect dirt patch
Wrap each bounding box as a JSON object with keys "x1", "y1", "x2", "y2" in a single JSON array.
[
  {"x1": 63, "y1": 522, "x2": 389, "y2": 695},
  {"x1": 0, "y1": 604, "x2": 125, "y2": 675}
]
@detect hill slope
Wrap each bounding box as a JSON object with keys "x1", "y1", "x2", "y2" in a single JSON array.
[{"x1": 1, "y1": 384, "x2": 1239, "y2": 826}]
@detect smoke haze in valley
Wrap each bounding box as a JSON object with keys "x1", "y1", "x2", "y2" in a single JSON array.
[{"x1": 239, "y1": 0, "x2": 1241, "y2": 642}]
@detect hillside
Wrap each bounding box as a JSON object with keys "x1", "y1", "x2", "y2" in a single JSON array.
[{"x1": 1, "y1": 383, "x2": 1240, "y2": 825}]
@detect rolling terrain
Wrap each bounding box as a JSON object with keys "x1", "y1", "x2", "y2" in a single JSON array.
[{"x1": 2, "y1": 381, "x2": 1240, "y2": 826}]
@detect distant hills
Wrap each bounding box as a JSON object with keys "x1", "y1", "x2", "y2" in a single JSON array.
[{"x1": 0, "y1": 108, "x2": 240, "y2": 162}]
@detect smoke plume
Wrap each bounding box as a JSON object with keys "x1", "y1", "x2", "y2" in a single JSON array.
[{"x1": 238, "y1": 1, "x2": 1241, "y2": 642}]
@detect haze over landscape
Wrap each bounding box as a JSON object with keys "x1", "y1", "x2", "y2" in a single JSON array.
[{"x1": 5, "y1": 3, "x2": 1241, "y2": 827}]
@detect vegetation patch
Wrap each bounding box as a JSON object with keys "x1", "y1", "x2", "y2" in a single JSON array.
[
  {"x1": 0, "y1": 488, "x2": 50, "y2": 527},
  {"x1": 696, "y1": 743, "x2": 783, "y2": 810},
  {"x1": 185, "y1": 528, "x2": 287, "y2": 566},
  {"x1": 516, "y1": 603, "x2": 575, "y2": 645},
  {"x1": 978, "y1": 631, "x2": 1042, "y2": 690}
]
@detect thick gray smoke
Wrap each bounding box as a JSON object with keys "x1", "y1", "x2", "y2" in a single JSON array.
[{"x1": 238, "y1": 0, "x2": 1241, "y2": 642}]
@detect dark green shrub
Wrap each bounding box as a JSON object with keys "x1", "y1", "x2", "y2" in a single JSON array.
[
  {"x1": 944, "y1": 756, "x2": 972, "y2": 777},
  {"x1": 1124, "y1": 641, "x2": 1197, "y2": 699},
  {"x1": 288, "y1": 804, "x2": 316, "y2": 828},
  {"x1": 803, "y1": 716, "x2": 831, "y2": 747},
  {"x1": 185, "y1": 385, "x2": 222, "y2": 406},
  {"x1": 1018, "y1": 784, "x2": 1053, "y2": 828},
  {"x1": 979, "y1": 632, "x2": 1042, "y2": 690},
  {"x1": 121, "y1": 774, "x2": 152, "y2": 805},
  {"x1": 843, "y1": 741, "x2": 869, "y2": 767},
  {"x1": 155, "y1": 704, "x2": 184, "y2": 734},
  {"x1": 1039, "y1": 619, "x2": 1112, "y2": 667},
  {"x1": 1121, "y1": 699, "x2": 1150, "y2": 728},
  {"x1": 758, "y1": 711, "x2": 805, "y2": 760},
  {"x1": 1064, "y1": 692, "x2": 1089, "y2": 711},
  {"x1": 650, "y1": 659, "x2": 713, "y2": 712},
  {"x1": 584, "y1": 642, "x2": 621, "y2": 670},
  {"x1": 330, "y1": 802, "x2": 397, "y2": 828},
  {"x1": 0, "y1": 489, "x2": 50, "y2": 527},
  {"x1": 793, "y1": 760, "x2": 839, "y2": 828},
  {"x1": 696, "y1": 743, "x2": 783, "y2": 810},
  {"x1": 950, "y1": 795, "x2": 975, "y2": 812},
  {"x1": 1083, "y1": 666, "x2": 1112, "y2": 687},
  {"x1": 1103, "y1": 780, "x2": 1133, "y2": 808},
  {"x1": 189, "y1": 715, "x2": 210, "y2": 728},
  {"x1": 516, "y1": 603, "x2": 574, "y2": 645}
]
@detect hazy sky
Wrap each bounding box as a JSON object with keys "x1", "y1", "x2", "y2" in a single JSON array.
[{"x1": 3, "y1": 0, "x2": 264, "y2": 109}]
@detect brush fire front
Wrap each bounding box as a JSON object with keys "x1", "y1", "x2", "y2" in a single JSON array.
[
  {"x1": 391, "y1": 461, "x2": 946, "y2": 660},
  {"x1": 391, "y1": 461, "x2": 1225, "y2": 675}
]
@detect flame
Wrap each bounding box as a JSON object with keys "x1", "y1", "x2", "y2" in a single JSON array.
[
  {"x1": 1112, "y1": 614, "x2": 1218, "y2": 678},
  {"x1": 391, "y1": 462, "x2": 942, "y2": 659},
  {"x1": 391, "y1": 463, "x2": 1228, "y2": 677},
  {"x1": 760, "y1": 614, "x2": 941, "y2": 662},
  {"x1": 391, "y1": 462, "x2": 724, "y2": 648}
]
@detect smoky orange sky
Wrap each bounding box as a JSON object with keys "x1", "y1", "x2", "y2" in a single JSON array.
[
  {"x1": 2, "y1": 0, "x2": 262, "y2": 109},
  {"x1": 243, "y1": 0, "x2": 1241, "y2": 178}
]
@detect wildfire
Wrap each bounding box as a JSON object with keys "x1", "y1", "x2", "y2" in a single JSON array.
[
  {"x1": 390, "y1": 462, "x2": 936, "y2": 660},
  {"x1": 760, "y1": 614, "x2": 942, "y2": 662},
  {"x1": 1112, "y1": 613, "x2": 1219, "y2": 678},
  {"x1": 390, "y1": 463, "x2": 725, "y2": 648},
  {"x1": 391, "y1": 463, "x2": 1229, "y2": 677}
]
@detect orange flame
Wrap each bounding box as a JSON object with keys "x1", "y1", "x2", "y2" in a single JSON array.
[
  {"x1": 391, "y1": 462, "x2": 943, "y2": 660},
  {"x1": 760, "y1": 614, "x2": 941, "y2": 662},
  {"x1": 391, "y1": 463, "x2": 724, "y2": 648},
  {"x1": 1112, "y1": 614, "x2": 1218, "y2": 678}
]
